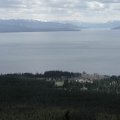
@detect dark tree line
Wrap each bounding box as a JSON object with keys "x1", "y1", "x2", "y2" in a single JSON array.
[{"x1": 0, "y1": 70, "x2": 81, "y2": 80}]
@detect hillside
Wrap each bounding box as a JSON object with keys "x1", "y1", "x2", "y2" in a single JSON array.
[
  {"x1": 70, "y1": 20, "x2": 120, "y2": 30},
  {"x1": 113, "y1": 26, "x2": 120, "y2": 29},
  {"x1": 0, "y1": 19, "x2": 79, "y2": 32},
  {"x1": 0, "y1": 71, "x2": 120, "y2": 120}
]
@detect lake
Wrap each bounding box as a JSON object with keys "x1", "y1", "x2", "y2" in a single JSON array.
[{"x1": 0, "y1": 30, "x2": 120, "y2": 75}]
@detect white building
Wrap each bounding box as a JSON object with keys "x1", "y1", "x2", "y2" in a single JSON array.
[
  {"x1": 55, "y1": 81, "x2": 64, "y2": 87},
  {"x1": 81, "y1": 86, "x2": 88, "y2": 91},
  {"x1": 76, "y1": 79, "x2": 93, "y2": 83}
]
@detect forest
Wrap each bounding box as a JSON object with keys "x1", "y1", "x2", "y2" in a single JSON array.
[{"x1": 0, "y1": 71, "x2": 120, "y2": 120}]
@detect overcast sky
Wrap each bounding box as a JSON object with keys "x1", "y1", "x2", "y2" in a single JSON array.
[{"x1": 0, "y1": 0, "x2": 120, "y2": 22}]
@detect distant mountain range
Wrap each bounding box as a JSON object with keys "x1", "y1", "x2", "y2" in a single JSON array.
[
  {"x1": 112, "y1": 26, "x2": 120, "y2": 30},
  {"x1": 70, "y1": 21, "x2": 120, "y2": 30},
  {"x1": 0, "y1": 19, "x2": 79, "y2": 32},
  {"x1": 0, "y1": 19, "x2": 120, "y2": 32}
]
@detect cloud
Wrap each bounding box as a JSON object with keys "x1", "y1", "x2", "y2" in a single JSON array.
[
  {"x1": 86, "y1": 0, "x2": 120, "y2": 3},
  {"x1": 109, "y1": 3, "x2": 120, "y2": 10},
  {"x1": 86, "y1": 1, "x2": 106, "y2": 10},
  {"x1": 0, "y1": 0, "x2": 120, "y2": 22},
  {"x1": 0, "y1": 0, "x2": 24, "y2": 8}
]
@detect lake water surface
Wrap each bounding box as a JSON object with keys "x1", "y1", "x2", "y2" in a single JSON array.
[{"x1": 0, "y1": 30, "x2": 120, "y2": 75}]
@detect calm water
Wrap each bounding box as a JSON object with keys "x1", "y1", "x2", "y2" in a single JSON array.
[{"x1": 0, "y1": 30, "x2": 120, "y2": 75}]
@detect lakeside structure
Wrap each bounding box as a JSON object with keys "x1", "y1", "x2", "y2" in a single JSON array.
[
  {"x1": 51, "y1": 72, "x2": 108, "y2": 90},
  {"x1": 69, "y1": 72, "x2": 107, "y2": 83},
  {"x1": 0, "y1": 71, "x2": 120, "y2": 93},
  {"x1": 55, "y1": 81, "x2": 64, "y2": 87}
]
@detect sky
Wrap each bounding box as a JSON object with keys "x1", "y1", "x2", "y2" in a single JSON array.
[{"x1": 0, "y1": 0, "x2": 120, "y2": 23}]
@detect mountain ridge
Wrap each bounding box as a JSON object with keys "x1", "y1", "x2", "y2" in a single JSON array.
[{"x1": 0, "y1": 19, "x2": 79, "y2": 32}]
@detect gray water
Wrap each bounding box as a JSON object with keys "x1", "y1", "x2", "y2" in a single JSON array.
[{"x1": 0, "y1": 30, "x2": 120, "y2": 75}]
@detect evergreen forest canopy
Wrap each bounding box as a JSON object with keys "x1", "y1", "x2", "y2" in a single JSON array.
[{"x1": 0, "y1": 70, "x2": 120, "y2": 120}]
